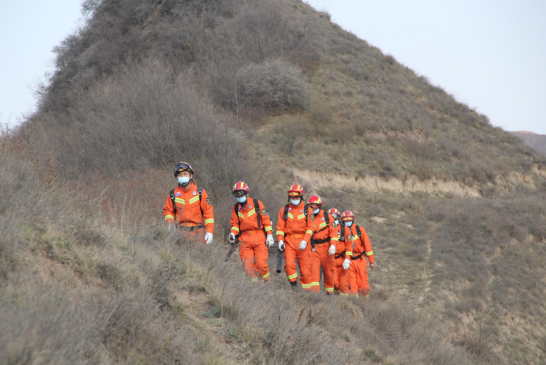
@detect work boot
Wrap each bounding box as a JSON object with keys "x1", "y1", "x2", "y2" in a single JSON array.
[{"x1": 290, "y1": 281, "x2": 298, "y2": 291}]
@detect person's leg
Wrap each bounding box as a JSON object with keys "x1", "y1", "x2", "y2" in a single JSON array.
[
  {"x1": 283, "y1": 237, "x2": 299, "y2": 284},
  {"x1": 320, "y1": 246, "x2": 335, "y2": 294},
  {"x1": 297, "y1": 244, "x2": 314, "y2": 291},
  {"x1": 310, "y1": 249, "x2": 322, "y2": 292},
  {"x1": 238, "y1": 240, "x2": 256, "y2": 278},
  {"x1": 252, "y1": 233, "x2": 270, "y2": 281}
]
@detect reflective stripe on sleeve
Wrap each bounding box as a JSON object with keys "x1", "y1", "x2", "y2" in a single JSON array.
[
  {"x1": 204, "y1": 219, "x2": 214, "y2": 225},
  {"x1": 264, "y1": 227, "x2": 273, "y2": 232},
  {"x1": 231, "y1": 227, "x2": 240, "y2": 232},
  {"x1": 331, "y1": 237, "x2": 339, "y2": 241},
  {"x1": 346, "y1": 251, "x2": 353, "y2": 256},
  {"x1": 164, "y1": 215, "x2": 174, "y2": 221},
  {"x1": 262, "y1": 272, "x2": 270, "y2": 280},
  {"x1": 305, "y1": 230, "x2": 313, "y2": 235},
  {"x1": 276, "y1": 231, "x2": 285, "y2": 236},
  {"x1": 366, "y1": 251, "x2": 373, "y2": 256}
]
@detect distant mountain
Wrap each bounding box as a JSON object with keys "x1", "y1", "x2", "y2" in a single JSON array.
[{"x1": 511, "y1": 131, "x2": 546, "y2": 156}]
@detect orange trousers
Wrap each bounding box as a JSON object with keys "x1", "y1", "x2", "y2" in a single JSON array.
[
  {"x1": 238, "y1": 230, "x2": 269, "y2": 281},
  {"x1": 349, "y1": 257, "x2": 369, "y2": 297},
  {"x1": 310, "y1": 243, "x2": 335, "y2": 293},
  {"x1": 284, "y1": 235, "x2": 313, "y2": 290},
  {"x1": 333, "y1": 256, "x2": 350, "y2": 295},
  {"x1": 178, "y1": 227, "x2": 205, "y2": 246}
]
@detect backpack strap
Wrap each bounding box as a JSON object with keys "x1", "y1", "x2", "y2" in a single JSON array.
[
  {"x1": 324, "y1": 211, "x2": 329, "y2": 225},
  {"x1": 282, "y1": 204, "x2": 290, "y2": 220},
  {"x1": 170, "y1": 189, "x2": 176, "y2": 215},
  {"x1": 339, "y1": 223, "x2": 346, "y2": 241},
  {"x1": 356, "y1": 225, "x2": 362, "y2": 240},
  {"x1": 197, "y1": 186, "x2": 204, "y2": 216},
  {"x1": 283, "y1": 203, "x2": 309, "y2": 224},
  {"x1": 254, "y1": 198, "x2": 262, "y2": 229}
]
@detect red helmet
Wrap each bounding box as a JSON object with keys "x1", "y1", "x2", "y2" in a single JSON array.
[
  {"x1": 288, "y1": 184, "x2": 305, "y2": 197},
  {"x1": 341, "y1": 210, "x2": 355, "y2": 221},
  {"x1": 307, "y1": 195, "x2": 323, "y2": 208},
  {"x1": 232, "y1": 181, "x2": 250, "y2": 197},
  {"x1": 328, "y1": 208, "x2": 340, "y2": 219},
  {"x1": 174, "y1": 161, "x2": 194, "y2": 176}
]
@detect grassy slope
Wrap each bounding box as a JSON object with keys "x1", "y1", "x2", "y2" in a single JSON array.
[{"x1": 5, "y1": 0, "x2": 546, "y2": 363}]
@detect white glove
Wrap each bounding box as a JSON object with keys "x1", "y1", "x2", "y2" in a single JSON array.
[
  {"x1": 278, "y1": 240, "x2": 285, "y2": 251},
  {"x1": 298, "y1": 240, "x2": 307, "y2": 250},
  {"x1": 229, "y1": 233, "x2": 236, "y2": 243},
  {"x1": 204, "y1": 233, "x2": 213, "y2": 244},
  {"x1": 342, "y1": 258, "x2": 352, "y2": 270},
  {"x1": 266, "y1": 234, "x2": 274, "y2": 247},
  {"x1": 328, "y1": 244, "x2": 336, "y2": 255}
]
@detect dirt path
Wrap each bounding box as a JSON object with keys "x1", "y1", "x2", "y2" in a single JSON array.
[{"x1": 291, "y1": 168, "x2": 481, "y2": 197}]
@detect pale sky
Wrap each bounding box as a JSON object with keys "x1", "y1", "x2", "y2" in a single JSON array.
[
  {"x1": 306, "y1": 0, "x2": 546, "y2": 134},
  {"x1": 1, "y1": 0, "x2": 545, "y2": 134}
]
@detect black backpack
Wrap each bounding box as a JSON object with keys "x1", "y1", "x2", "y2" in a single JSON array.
[
  {"x1": 233, "y1": 198, "x2": 262, "y2": 238},
  {"x1": 170, "y1": 186, "x2": 203, "y2": 216},
  {"x1": 282, "y1": 203, "x2": 310, "y2": 224},
  {"x1": 339, "y1": 223, "x2": 362, "y2": 241}
]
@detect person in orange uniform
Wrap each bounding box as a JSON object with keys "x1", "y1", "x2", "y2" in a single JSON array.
[
  {"x1": 328, "y1": 208, "x2": 341, "y2": 227},
  {"x1": 163, "y1": 161, "x2": 214, "y2": 244},
  {"x1": 340, "y1": 210, "x2": 374, "y2": 297},
  {"x1": 229, "y1": 181, "x2": 274, "y2": 282},
  {"x1": 307, "y1": 196, "x2": 339, "y2": 294},
  {"x1": 276, "y1": 184, "x2": 314, "y2": 290},
  {"x1": 329, "y1": 208, "x2": 348, "y2": 295}
]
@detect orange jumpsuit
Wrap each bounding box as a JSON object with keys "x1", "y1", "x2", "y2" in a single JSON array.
[
  {"x1": 348, "y1": 224, "x2": 374, "y2": 297},
  {"x1": 333, "y1": 223, "x2": 353, "y2": 295},
  {"x1": 276, "y1": 202, "x2": 314, "y2": 290},
  {"x1": 230, "y1": 198, "x2": 273, "y2": 281},
  {"x1": 163, "y1": 182, "x2": 214, "y2": 240},
  {"x1": 309, "y1": 211, "x2": 339, "y2": 293}
]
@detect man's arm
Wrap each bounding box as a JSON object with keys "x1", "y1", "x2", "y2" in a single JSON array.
[
  {"x1": 276, "y1": 207, "x2": 286, "y2": 242},
  {"x1": 201, "y1": 189, "x2": 215, "y2": 234},
  {"x1": 163, "y1": 195, "x2": 175, "y2": 225}
]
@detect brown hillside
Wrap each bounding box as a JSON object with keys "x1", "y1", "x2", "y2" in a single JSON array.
[{"x1": 4, "y1": 0, "x2": 546, "y2": 364}]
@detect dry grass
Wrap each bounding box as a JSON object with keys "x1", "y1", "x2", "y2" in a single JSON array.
[
  {"x1": 0, "y1": 140, "x2": 479, "y2": 364},
  {"x1": 8, "y1": 0, "x2": 546, "y2": 364}
]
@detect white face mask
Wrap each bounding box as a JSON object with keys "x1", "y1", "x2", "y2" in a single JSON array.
[
  {"x1": 290, "y1": 198, "x2": 301, "y2": 206},
  {"x1": 313, "y1": 208, "x2": 320, "y2": 215},
  {"x1": 236, "y1": 196, "x2": 247, "y2": 203},
  {"x1": 344, "y1": 221, "x2": 353, "y2": 227},
  {"x1": 178, "y1": 176, "x2": 190, "y2": 185}
]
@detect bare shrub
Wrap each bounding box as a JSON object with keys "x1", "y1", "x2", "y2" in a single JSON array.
[
  {"x1": 203, "y1": 0, "x2": 318, "y2": 114},
  {"x1": 233, "y1": 59, "x2": 309, "y2": 114},
  {"x1": 26, "y1": 60, "x2": 252, "y2": 216}
]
